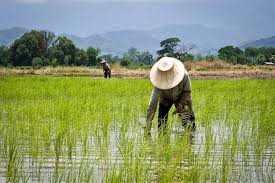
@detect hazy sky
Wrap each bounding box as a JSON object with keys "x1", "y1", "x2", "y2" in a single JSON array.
[{"x1": 0, "y1": 0, "x2": 274, "y2": 37}]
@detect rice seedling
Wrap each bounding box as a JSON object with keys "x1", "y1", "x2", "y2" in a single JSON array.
[{"x1": 0, "y1": 76, "x2": 274, "y2": 182}]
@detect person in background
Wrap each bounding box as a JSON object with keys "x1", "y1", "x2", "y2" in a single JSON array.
[
  {"x1": 100, "y1": 59, "x2": 111, "y2": 78},
  {"x1": 145, "y1": 57, "x2": 195, "y2": 136}
]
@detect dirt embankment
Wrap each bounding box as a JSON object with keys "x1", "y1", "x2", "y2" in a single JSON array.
[{"x1": 0, "y1": 61, "x2": 274, "y2": 79}]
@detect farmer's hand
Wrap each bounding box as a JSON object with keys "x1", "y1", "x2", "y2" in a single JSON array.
[
  {"x1": 190, "y1": 111, "x2": 195, "y2": 123},
  {"x1": 143, "y1": 121, "x2": 151, "y2": 138},
  {"x1": 173, "y1": 105, "x2": 190, "y2": 115}
]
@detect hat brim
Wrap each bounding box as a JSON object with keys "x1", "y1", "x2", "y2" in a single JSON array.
[{"x1": 150, "y1": 57, "x2": 185, "y2": 90}]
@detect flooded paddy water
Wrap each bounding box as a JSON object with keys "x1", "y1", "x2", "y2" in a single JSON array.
[{"x1": 0, "y1": 77, "x2": 274, "y2": 182}]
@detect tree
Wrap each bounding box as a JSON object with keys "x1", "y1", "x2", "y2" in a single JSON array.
[
  {"x1": 52, "y1": 36, "x2": 76, "y2": 65},
  {"x1": 138, "y1": 51, "x2": 153, "y2": 65},
  {"x1": 32, "y1": 57, "x2": 43, "y2": 68},
  {"x1": 75, "y1": 48, "x2": 88, "y2": 66},
  {"x1": 157, "y1": 37, "x2": 195, "y2": 61},
  {"x1": 41, "y1": 30, "x2": 56, "y2": 56},
  {"x1": 218, "y1": 45, "x2": 246, "y2": 64},
  {"x1": 120, "y1": 56, "x2": 131, "y2": 66},
  {"x1": 86, "y1": 47, "x2": 100, "y2": 66},
  {"x1": 183, "y1": 53, "x2": 195, "y2": 61},
  {"x1": 258, "y1": 47, "x2": 274, "y2": 62},
  {"x1": 157, "y1": 37, "x2": 180, "y2": 58},
  {"x1": 10, "y1": 30, "x2": 47, "y2": 66},
  {"x1": 236, "y1": 54, "x2": 250, "y2": 65},
  {"x1": 0, "y1": 45, "x2": 10, "y2": 66},
  {"x1": 245, "y1": 47, "x2": 258, "y2": 63},
  {"x1": 127, "y1": 47, "x2": 140, "y2": 63},
  {"x1": 195, "y1": 54, "x2": 203, "y2": 61},
  {"x1": 100, "y1": 54, "x2": 120, "y2": 64},
  {"x1": 175, "y1": 44, "x2": 196, "y2": 61},
  {"x1": 218, "y1": 46, "x2": 235, "y2": 61},
  {"x1": 256, "y1": 54, "x2": 266, "y2": 64}
]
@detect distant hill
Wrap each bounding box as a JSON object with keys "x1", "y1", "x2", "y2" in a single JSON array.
[
  {"x1": 241, "y1": 36, "x2": 275, "y2": 48},
  {"x1": 65, "y1": 24, "x2": 241, "y2": 55},
  {"x1": 2, "y1": 25, "x2": 272, "y2": 56},
  {"x1": 151, "y1": 24, "x2": 242, "y2": 50},
  {"x1": 0, "y1": 27, "x2": 28, "y2": 46},
  {"x1": 64, "y1": 30, "x2": 159, "y2": 55}
]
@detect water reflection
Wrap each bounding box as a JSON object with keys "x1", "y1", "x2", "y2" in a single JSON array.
[{"x1": 0, "y1": 122, "x2": 274, "y2": 182}]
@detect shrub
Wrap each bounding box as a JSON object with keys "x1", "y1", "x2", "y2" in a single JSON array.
[
  {"x1": 120, "y1": 56, "x2": 131, "y2": 66},
  {"x1": 32, "y1": 57, "x2": 43, "y2": 68}
]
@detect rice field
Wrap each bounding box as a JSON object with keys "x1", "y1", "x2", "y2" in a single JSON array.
[{"x1": 0, "y1": 76, "x2": 274, "y2": 182}]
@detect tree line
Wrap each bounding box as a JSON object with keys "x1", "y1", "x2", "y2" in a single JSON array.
[
  {"x1": 218, "y1": 46, "x2": 275, "y2": 65},
  {"x1": 0, "y1": 30, "x2": 102, "y2": 68},
  {"x1": 0, "y1": 30, "x2": 155, "y2": 68},
  {"x1": 0, "y1": 30, "x2": 274, "y2": 67},
  {"x1": 154, "y1": 37, "x2": 275, "y2": 65}
]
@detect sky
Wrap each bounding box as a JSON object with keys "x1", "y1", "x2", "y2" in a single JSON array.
[{"x1": 0, "y1": 0, "x2": 275, "y2": 37}]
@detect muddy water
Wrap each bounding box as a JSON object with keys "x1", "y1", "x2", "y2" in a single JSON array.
[{"x1": 0, "y1": 123, "x2": 274, "y2": 182}]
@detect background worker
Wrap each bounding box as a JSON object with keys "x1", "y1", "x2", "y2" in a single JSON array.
[
  {"x1": 145, "y1": 57, "x2": 195, "y2": 136},
  {"x1": 100, "y1": 59, "x2": 111, "y2": 78}
]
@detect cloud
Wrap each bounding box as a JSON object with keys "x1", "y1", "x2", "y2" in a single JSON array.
[
  {"x1": 15, "y1": 0, "x2": 208, "y2": 4},
  {"x1": 70, "y1": 0, "x2": 207, "y2": 3},
  {"x1": 16, "y1": 0, "x2": 47, "y2": 3}
]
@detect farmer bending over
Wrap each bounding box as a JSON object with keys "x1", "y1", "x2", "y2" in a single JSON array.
[
  {"x1": 145, "y1": 57, "x2": 195, "y2": 136},
  {"x1": 100, "y1": 59, "x2": 111, "y2": 78}
]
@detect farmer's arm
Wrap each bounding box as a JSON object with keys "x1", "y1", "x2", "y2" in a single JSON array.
[
  {"x1": 182, "y1": 72, "x2": 193, "y2": 112},
  {"x1": 145, "y1": 87, "x2": 160, "y2": 134}
]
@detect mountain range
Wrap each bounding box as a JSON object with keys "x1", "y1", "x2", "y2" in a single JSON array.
[
  {"x1": 0, "y1": 26, "x2": 274, "y2": 56},
  {"x1": 0, "y1": 27, "x2": 28, "y2": 46},
  {"x1": 241, "y1": 36, "x2": 275, "y2": 48}
]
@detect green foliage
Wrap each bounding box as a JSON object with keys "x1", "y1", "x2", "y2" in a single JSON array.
[
  {"x1": 86, "y1": 47, "x2": 100, "y2": 66},
  {"x1": 182, "y1": 53, "x2": 195, "y2": 61},
  {"x1": 157, "y1": 37, "x2": 195, "y2": 61},
  {"x1": 194, "y1": 54, "x2": 203, "y2": 61},
  {"x1": 75, "y1": 48, "x2": 88, "y2": 66},
  {"x1": 3, "y1": 28, "x2": 275, "y2": 67},
  {"x1": 258, "y1": 47, "x2": 275, "y2": 62},
  {"x1": 218, "y1": 46, "x2": 239, "y2": 61},
  {"x1": 157, "y1": 37, "x2": 181, "y2": 58},
  {"x1": 138, "y1": 51, "x2": 153, "y2": 65},
  {"x1": 127, "y1": 47, "x2": 140, "y2": 63},
  {"x1": 32, "y1": 57, "x2": 44, "y2": 68},
  {"x1": 124, "y1": 47, "x2": 153, "y2": 65},
  {"x1": 0, "y1": 45, "x2": 10, "y2": 66},
  {"x1": 4, "y1": 30, "x2": 105, "y2": 67},
  {"x1": 218, "y1": 46, "x2": 249, "y2": 64},
  {"x1": 244, "y1": 47, "x2": 258, "y2": 62},
  {"x1": 9, "y1": 30, "x2": 56, "y2": 67},
  {"x1": 256, "y1": 54, "x2": 266, "y2": 64},
  {"x1": 205, "y1": 55, "x2": 215, "y2": 61},
  {"x1": 52, "y1": 36, "x2": 76, "y2": 65},
  {"x1": 9, "y1": 30, "x2": 46, "y2": 66},
  {"x1": 100, "y1": 54, "x2": 119, "y2": 64},
  {"x1": 120, "y1": 56, "x2": 131, "y2": 66}
]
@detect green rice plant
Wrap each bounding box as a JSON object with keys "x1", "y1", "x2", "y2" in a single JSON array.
[{"x1": 0, "y1": 77, "x2": 274, "y2": 182}]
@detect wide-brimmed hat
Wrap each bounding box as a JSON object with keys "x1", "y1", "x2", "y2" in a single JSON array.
[
  {"x1": 150, "y1": 57, "x2": 185, "y2": 90},
  {"x1": 100, "y1": 59, "x2": 107, "y2": 64}
]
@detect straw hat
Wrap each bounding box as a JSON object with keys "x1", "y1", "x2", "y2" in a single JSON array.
[
  {"x1": 100, "y1": 59, "x2": 107, "y2": 64},
  {"x1": 150, "y1": 57, "x2": 185, "y2": 90}
]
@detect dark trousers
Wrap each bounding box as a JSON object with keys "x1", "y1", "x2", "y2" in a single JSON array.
[
  {"x1": 104, "y1": 70, "x2": 111, "y2": 78},
  {"x1": 158, "y1": 99, "x2": 195, "y2": 132},
  {"x1": 158, "y1": 102, "x2": 173, "y2": 130}
]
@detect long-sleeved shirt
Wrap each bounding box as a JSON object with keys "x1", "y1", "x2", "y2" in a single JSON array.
[
  {"x1": 146, "y1": 73, "x2": 192, "y2": 122},
  {"x1": 102, "y1": 63, "x2": 111, "y2": 72}
]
